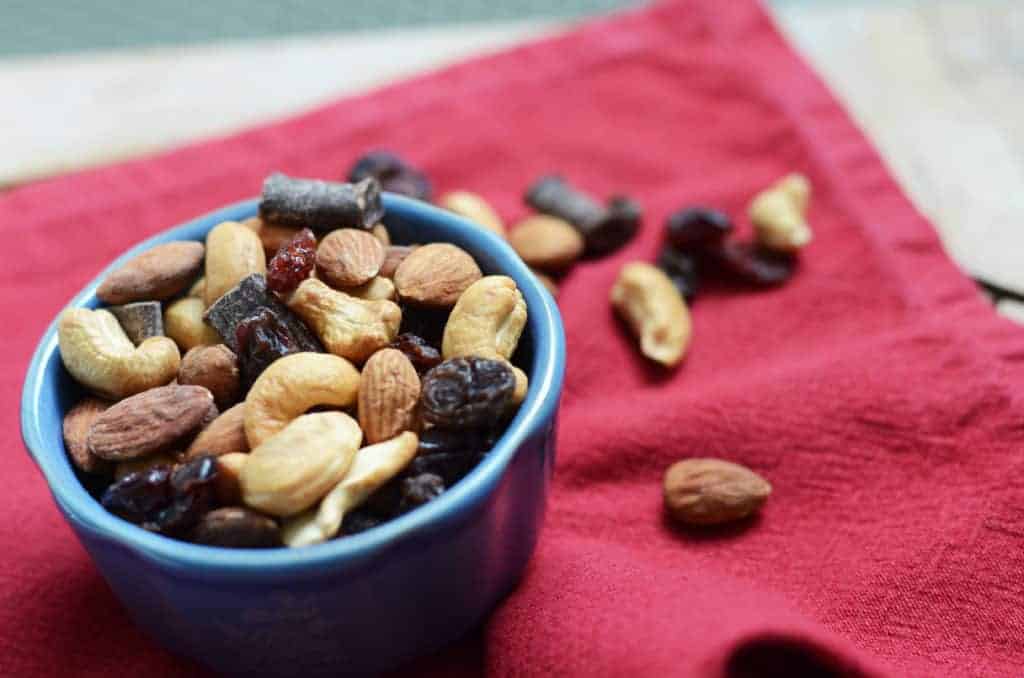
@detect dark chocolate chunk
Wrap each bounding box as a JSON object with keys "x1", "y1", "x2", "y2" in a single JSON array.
[
  {"x1": 108, "y1": 301, "x2": 164, "y2": 345},
  {"x1": 259, "y1": 172, "x2": 384, "y2": 232},
  {"x1": 202, "y1": 274, "x2": 321, "y2": 354}
]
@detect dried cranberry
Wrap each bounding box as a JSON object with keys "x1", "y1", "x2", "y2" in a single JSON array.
[
  {"x1": 656, "y1": 246, "x2": 699, "y2": 300},
  {"x1": 100, "y1": 466, "x2": 172, "y2": 524},
  {"x1": 665, "y1": 207, "x2": 733, "y2": 252},
  {"x1": 348, "y1": 150, "x2": 432, "y2": 202},
  {"x1": 705, "y1": 241, "x2": 796, "y2": 287},
  {"x1": 235, "y1": 308, "x2": 302, "y2": 390},
  {"x1": 266, "y1": 228, "x2": 316, "y2": 294},
  {"x1": 420, "y1": 358, "x2": 515, "y2": 429},
  {"x1": 399, "y1": 473, "x2": 445, "y2": 512},
  {"x1": 390, "y1": 333, "x2": 442, "y2": 374}
]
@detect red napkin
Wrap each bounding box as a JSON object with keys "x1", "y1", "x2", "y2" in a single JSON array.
[{"x1": 6, "y1": 1, "x2": 1024, "y2": 675}]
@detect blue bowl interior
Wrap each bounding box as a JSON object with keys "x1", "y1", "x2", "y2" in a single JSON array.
[{"x1": 21, "y1": 193, "x2": 565, "y2": 577}]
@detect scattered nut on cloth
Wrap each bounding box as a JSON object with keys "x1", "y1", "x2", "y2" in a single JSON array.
[{"x1": 5, "y1": 1, "x2": 1024, "y2": 676}]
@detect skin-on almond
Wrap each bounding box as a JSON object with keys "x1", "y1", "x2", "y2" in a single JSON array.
[
  {"x1": 97, "y1": 241, "x2": 205, "y2": 305},
  {"x1": 439, "y1": 191, "x2": 506, "y2": 238},
  {"x1": 663, "y1": 458, "x2": 771, "y2": 526},
  {"x1": 185, "y1": 402, "x2": 248, "y2": 459},
  {"x1": 358, "y1": 348, "x2": 421, "y2": 444},
  {"x1": 379, "y1": 245, "x2": 416, "y2": 279},
  {"x1": 316, "y1": 228, "x2": 386, "y2": 288},
  {"x1": 394, "y1": 243, "x2": 482, "y2": 308},
  {"x1": 62, "y1": 397, "x2": 112, "y2": 474},
  {"x1": 508, "y1": 215, "x2": 584, "y2": 272},
  {"x1": 87, "y1": 384, "x2": 216, "y2": 461},
  {"x1": 178, "y1": 344, "x2": 240, "y2": 410}
]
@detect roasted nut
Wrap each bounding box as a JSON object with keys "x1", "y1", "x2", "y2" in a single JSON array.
[
  {"x1": 244, "y1": 351, "x2": 360, "y2": 448},
  {"x1": 114, "y1": 452, "x2": 178, "y2": 481},
  {"x1": 204, "y1": 220, "x2": 267, "y2": 307},
  {"x1": 247, "y1": 215, "x2": 306, "y2": 259},
  {"x1": 342, "y1": 276, "x2": 396, "y2": 301},
  {"x1": 371, "y1": 223, "x2": 391, "y2": 247},
  {"x1": 178, "y1": 345, "x2": 240, "y2": 410},
  {"x1": 663, "y1": 458, "x2": 771, "y2": 525},
  {"x1": 187, "y1": 276, "x2": 206, "y2": 299},
  {"x1": 286, "y1": 278, "x2": 401, "y2": 363},
  {"x1": 525, "y1": 175, "x2": 641, "y2": 255},
  {"x1": 281, "y1": 432, "x2": 418, "y2": 547},
  {"x1": 108, "y1": 302, "x2": 164, "y2": 345},
  {"x1": 749, "y1": 173, "x2": 812, "y2": 252},
  {"x1": 192, "y1": 507, "x2": 282, "y2": 548},
  {"x1": 510, "y1": 365, "x2": 529, "y2": 407},
  {"x1": 58, "y1": 308, "x2": 181, "y2": 400},
  {"x1": 186, "y1": 402, "x2": 248, "y2": 459},
  {"x1": 87, "y1": 384, "x2": 216, "y2": 461},
  {"x1": 394, "y1": 243, "x2": 482, "y2": 308},
  {"x1": 63, "y1": 397, "x2": 111, "y2": 474},
  {"x1": 358, "y1": 348, "x2": 420, "y2": 444},
  {"x1": 240, "y1": 412, "x2": 362, "y2": 517},
  {"x1": 164, "y1": 297, "x2": 221, "y2": 352},
  {"x1": 259, "y1": 173, "x2": 384, "y2": 232},
  {"x1": 508, "y1": 215, "x2": 584, "y2": 272},
  {"x1": 442, "y1": 276, "x2": 527, "y2": 361},
  {"x1": 203, "y1": 273, "x2": 321, "y2": 354},
  {"x1": 316, "y1": 228, "x2": 386, "y2": 288},
  {"x1": 439, "y1": 191, "x2": 506, "y2": 238},
  {"x1": 610, "y1": 262, "x2": 691, "y2": 367},
  {"x1": 213, "y1": 452, "x2": 248, "y2": 504},
  {"x1": 379, "y1": 245, "x2": 416, "y2": 279},
  {"x1": 97, "y1": 241, "x2": 205, "y2": 304}
]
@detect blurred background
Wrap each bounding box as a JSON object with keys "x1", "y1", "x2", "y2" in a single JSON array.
[{"x1": 3, "y1": 0, "x2": 1021, "y2": 315}]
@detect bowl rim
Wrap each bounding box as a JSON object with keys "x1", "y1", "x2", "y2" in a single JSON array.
[{"x1": 21, "y1": 193, "x2": 565, "y2": 576}]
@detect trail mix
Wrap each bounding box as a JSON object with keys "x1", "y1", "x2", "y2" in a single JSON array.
[{"x1": 58, "y1": 166, "x2": 530, "y2": 549}]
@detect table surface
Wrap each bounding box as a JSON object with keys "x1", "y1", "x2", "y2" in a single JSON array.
[{"x1": 4, "y1": 0, "x2": 1022, "y2": 312}]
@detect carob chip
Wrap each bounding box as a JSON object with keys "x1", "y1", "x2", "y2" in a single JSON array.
[
  {"x1": 524, "y1": 175, "x2": 641, "y2": 256},
  {"x1": 259, "y1": 172, "x2": 384, "y2": 232},
  {"x1": 203, "y1": 273, "x2": 321, "y2": 354},
  {"x1": 108, "y1": 301, "x2": 164, "y2": 345}
]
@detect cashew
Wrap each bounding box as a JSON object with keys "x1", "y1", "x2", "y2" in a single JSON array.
[
  {"x1": 187, "y1": 276, "x2": 206, "y2": 298},
  {"x1": 439, "y1": 191, "x2": 506, "y2": 238},
  {"x1": 749, "y1": 173, "x2": 812, "y2": 252},
  {"x1": 510, "y1": 365, "x2": 529, "y2": 407},
  {"x1": 214, "y1": 452, "x2": 248, "y2": 505},
  {"x1": 239, "y1": 412, "x2": 362, "y2": 517},
  {"x1": 244, "y1": 351, "x2": 360, "y2": 448},
  {"x1": 282, "y1": 432, "x2": 418, "y2": 547},
  {"x1": 58, "y1": 308, "x2": 181, "y2": 400},
  {"x1": 610, "y1": 262, "x2": 691, "y2": 367},
  {"x1": 442, "y1": 276, "x2": 527, "y2": 361},
  {"x1": 204, "y1": 220, "x2": 267, "y2": 306},
  {"x1": 341, "y1": 276, "x2": 396, "y2": 301},
  {"x1": 286, "y1": 278, "x2": 401, "y2": 363},
  {"x1": 371, "y1": 223, "x2": 391, "y2": 247},
  {"x1": 164, "y1": 297, "x2": 221, "y2": 351}
]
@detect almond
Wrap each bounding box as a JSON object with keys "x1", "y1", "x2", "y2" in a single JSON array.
[
  {"x1": 62, "y1": 397, "x2": 112, "y2": 473},
  {"x1": 186, "y1": 402, "x2": 248, "y2": 459},
  {"x1": 87, "y1": 384, "x2": 216, "y2": 461},
  {"x1": 178, "y1": 344, "x2": 240, "y2": 410},
  {"x1": 97, "y1": 241, "x2": 205, "y2": 304},
  {"x1": 394, "y1": 243, "x2": 482, "y2": 308},
  {"x1": 358, "y1": 348, "x2": 421, "y2": 444},
  {"x1": 380, "y1": 245, "x2": 416, "y2": 279},
  {"x1": 316, "y1": 228, "x2": 386, "y2": 288},
  {"x1": 508, "y1": 215, "x2": 584, "y2": 272},
  {"x1": 663, "y1": 458, "x2": 771, "y2": 526}
]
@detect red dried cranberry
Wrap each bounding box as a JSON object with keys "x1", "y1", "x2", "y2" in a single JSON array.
[
  {"x1": 266, "y1": 228, "x2": 316, "y2": 294},
  {"x1": 390, "y1": 333, "x2": 442, "y2": 374},
  {"x1": 665, "y1": 207, "x2": 733, "y2": 252}
]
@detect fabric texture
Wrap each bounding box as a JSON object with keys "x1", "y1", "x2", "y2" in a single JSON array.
[{"x1": 6, "y1": 1, "x2": 1024, "y2": 675}]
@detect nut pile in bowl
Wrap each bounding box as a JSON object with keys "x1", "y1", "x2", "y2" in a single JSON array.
[{"x1": 57, "y1": 169, "x2": 531, "y2": 549}]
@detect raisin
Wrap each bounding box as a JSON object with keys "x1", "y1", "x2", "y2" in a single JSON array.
[
  {"x1": 665, "y1": 207, "x2": 733, "y2": 252},
  {"x1": 399, "y1": 473, "x2": 445, "y2": 512},
  {"x1": 100, "y1": 466, "x2": 172, "y2": 524},
  {"x1": 390, "y1": 333, "x2": 442, "y2": 374},
  {"x1": 348, "y1": 150, "x2": 432, "y2": 202},
  {"x1": 341, "y1": 507, "x2": 386, "y2": 536},
  {"x1": 155, "y1": 456, "x2": 220, "y2": 535},
  {"x1": 266, "y1": 228, "x2": 316, "y2": 294},
  {"x1": 398, "y1": 306, "x2": 450, "y2": 347},
  {"x1": 418, "y1": 427, "x2": 498, "y2": 457},
  {"x1": 408, "y1": 451, "x2": 482, "y2": 486},
  {"x1": 420, "y1": 358, "x2": 515, "y2": 429},
  {"x1": 235, "y1": 308, "x2": 302, "y2": 390},
  {"x1": 191, "y1": 507, "x2": 282, "y2": 548},
  {"x1": 656, "y1": 246, "x2": 699, "y2": 300},
  {"x1": 705, "y1": 241, "x2": 796, "y2": 287}
]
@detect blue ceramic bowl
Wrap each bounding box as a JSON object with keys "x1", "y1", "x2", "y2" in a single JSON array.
[{"x1": 21, "y1": 194, "x2": 565, "y2": 677}]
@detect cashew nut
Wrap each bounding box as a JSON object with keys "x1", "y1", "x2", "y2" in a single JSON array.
[
  {"x1": 749, "y1": 173, "x2": 812, "y2": 252},
  {"x1": 244, "y1": 351, "x2": 360, "y2": 448},
  {"x1": 286, "y1": 278, "x2": 401, "y2": 363},
  {"x1": 281, "y1": 432, "x2": 418, "y2": 547},
  {"x1": 371, "y1": 223, "x2": 391, "y2": 247},
  {"x1": 439, "y1": 191, "x2": 506, "y2": 238},
  {"x1": 204, "y1": 220, "x2": 267, "y2": 306},
  {"x1": 610, "y1": 262, "x2": 691, "y2": 367},
  {"x1": 510, "y1": 365, "x2": 529, "y2": 407},
  {"x1": 214, "y1": 452, "x2": 248, "y2": 505},
  {"x1": 187, "y1": 276, "x2": 206, "y2": 298},
  {"x1": 164, "y1": 297, "x2": 221, "y2": 351},
  {"x1": 341, "y1": 276, "x2": 396, "y2": 301},
  {"x1": 240, "y1": 411, "x2": 362, "y2": 517},
  {"x1": 57, "y1": 308, "x2": 181, "y2": 400},
  {"x1": 442, "y1": 276, "x2": 527, "y2": 361}
]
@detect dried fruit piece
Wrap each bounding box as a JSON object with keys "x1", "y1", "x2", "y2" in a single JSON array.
[
  {"x1": 164, "y1": 297, "x2": 221, "y2": 351},
  {"x1": 235, "y1": 308, "x2": 306, "y2": 391},
  {"x1": 97, "y1": 241, "x2": 205, "y2": 305},
  {"x1": 417, "y1": 427, "x2": 498, "y2": 458},
  {"x1": 439, "y1": 191, "x2": 506, "y2": 237},
  {"x1": 315, "y1": 228, "x2": 386, "y2": 288},
  {"x1": 380, "y1": 245, "x2": 416, "y2": 279},
  {"x1": 508, "y1": 215, "x2": 585, "y2": 272},
  {"x1": 178, "y1": 345, "x2": 240, "y2": 410},
  {"x1": 192, "y1": 507, "x2": 282, "y2": 548},
  {"x1": 186, "y1": 402, "x2": 248, "y2": 459},
  {"x1": 203, "y1": 274, "x2": 322, "y2": 354},
  {"x1": 421, "y1": 357, "x2": 515, "y2": 430},
  {"x1": 394, "y1": 243, "x2": 482, "y2": 308},
  {"x1": 399, "y1": 306, "x2": 449, "y2": 347},
  {"x1": 108, "y1": 302, "x2": 164, "y2": 345},
  {"x1": 348, "y1": 150, "x2": 432, "y2": 202},
  {"x1": 101, "y1": 465, "x2": 172, "y2": 525},
  {"x1": 610, "y1": 262, "x2": 691, "y2": 367},
  {"x1": 266, "y1": 227, "x2": 317, "y2": 294},
  {"x1": 656, "y1": 247, "x2": 699, "y2": 300},
  {"x1": 155, "y1": 455, "x2": 220, "y2": 535},
  {"x1": 260, "y1": 173, "x2": 383, "y2": 232},
  {"x1": 204, "y1": 221, "x2": 267, "y2": 307},
  {"x1": 390, "y1": 333, "x2": 442, "y2": 374},
  {"x1": 407, "y1": 453, "x2": 481, "y2": 488},
  {"x1": 114, "y1": 452, "x2": 178, "y2": 481},
  {"x1": 358, "y1": 349, "x2": 421, "y2": 444},
  {"x1": 665, "y1": 207, "x2": 733, "y2": 252},
  {"x1": 663, "y1": 458, "x2": 771, "y2": 526},
  {"x1": 62, "y1": 398, "x2": 111, "y2": 474},
  {"x1": 705, "y1": 241, "x2": 796, "y2": 287},
  {"x1": 399, "y1": 473, "x2": 445, "y2": 512}
]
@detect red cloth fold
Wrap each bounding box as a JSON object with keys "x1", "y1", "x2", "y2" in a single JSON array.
[{"x1": 6, "y1": 1, "x2": 1024, "y2": 675}]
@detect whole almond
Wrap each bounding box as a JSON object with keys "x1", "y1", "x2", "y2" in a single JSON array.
[
  {"x1": 509, "y1": 215, "x2": 584, "y2": 272},
  {"x1": 186, "y1": 402, "x2": 249, "y2": 459},
  {"x1": 62, "y1": 397, "x2": 112, "y2": 473},
  {"x1": 316, "y1": 229, "x2": 386, "y2": 288},
  {"x1": 663, "y1": 458, "x2": 771, "y2": 526},
  {"x1": 394, "y1": 243, "x2": 482, "y2": 308},
  {"x1": 358, "y1": 348, "x2": 421, "y2": 444},
  {"x1": 380, "y1": 245, "x2": 416, "y2": 279},
  {"x1": 97, "y1": 241, "x2": 205, "y2": 304},
  {"x1": 178, "y1": 344, "x2": 240, "y2": 410},
  {"x1": 87, "y1": 384, "x2": 216, "y2": 461}
]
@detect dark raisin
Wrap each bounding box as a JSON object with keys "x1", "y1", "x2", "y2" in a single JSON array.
[
  {"x1": 235, "y1": 308, "x2": 302, "y2": 391},
  {"x1": 398, "y1": 306, "x2": 450, "y2": 347},
  {"x1": 705, "y1": 241, "x2": 796, "y2": 287},
  {"x1": 191, "y1": 507, "x2": 282, "y2": 548},
  {"x1": 665, "y1": 207, "x2": 733, "y2": 252},
  {"x1": 341, "y1": 508, "x2": 386, "y2": 536},
  {"x1": 155, "y1": 456, "x2": 220, "y2": 535},
  {"x1": 420, "y1": 358, "x2": 515, "y2": 429},
  {"x1": 417, "y1": 427, "x2": 498, "y2": 457},
  {"x1": 100, "y1": 466, "x2": 172, "y2": 524},
  {"x1": 408, "y1": 451, "x2": 482, "y2": 486},
  {"x1": 266, "y1": 228, "x2": 316, "y2": 294},
  {"x1": 399, "y1": 473, "x2": 445, "y2": 512},
  {"x1": 656, "y1": 247, "x2": 699, "y2": 300},
  {"x1": 348, "y1": 150, "x2": 432, "y2": 202},
  {"x1": 390, "y1": 333, "x2": 442, "y2": 373}
]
